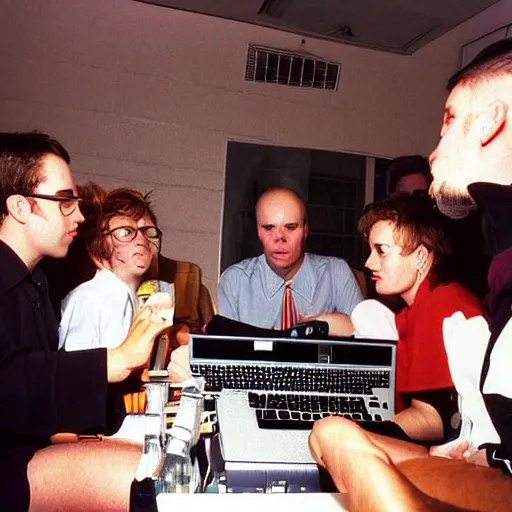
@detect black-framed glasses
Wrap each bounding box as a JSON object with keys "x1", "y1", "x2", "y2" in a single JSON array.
[
  {"x1": 24, "y1": 193, "x2": 82, "y2": 216},
  {"x1": 105, "y1": 225, "x2": 162, "y2": 248}
]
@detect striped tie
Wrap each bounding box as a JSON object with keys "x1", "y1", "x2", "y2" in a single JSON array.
[{"x1": 281, "y1": 279, "x2": 299, "y2": 330}]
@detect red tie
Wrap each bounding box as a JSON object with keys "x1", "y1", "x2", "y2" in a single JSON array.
[{"x1": 281, "y1": 280, "x2": 299, "y2": 330}]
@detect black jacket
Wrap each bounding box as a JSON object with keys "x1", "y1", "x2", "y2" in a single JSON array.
[
  {"x1": 469, "y1": 182, "x2": 512, "y2": 474},
  {"x1": 0, "y1": 241, "x2": 116, "y2": 511}
]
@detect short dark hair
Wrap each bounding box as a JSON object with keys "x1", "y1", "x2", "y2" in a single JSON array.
[
  {"x1": 78, "y1": 183, "x2": 158, "y2": 263},
  {"x1": 359, "y1": 192, "x2": 452, "y2": 283},
  {"x1": 386, "y1": 155, "x2": 431, "y2": 193},
  {"x1": 447, "y1": 37, "x2": 512, "y2": 92},
  {"x1": 0, "y1": 131, "x2": 70, "y2": 221}
]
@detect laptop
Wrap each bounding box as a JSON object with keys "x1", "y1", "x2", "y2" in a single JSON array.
[{"x1": 189, "y1": 334, "x2": 396, "y2": 491}]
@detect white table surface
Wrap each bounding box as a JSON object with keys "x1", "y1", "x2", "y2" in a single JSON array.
[{"x1": 157, "y1": 492, "x2": 349, "y2": 511}]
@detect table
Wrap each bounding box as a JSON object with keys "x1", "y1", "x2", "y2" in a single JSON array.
[{"x1": 157, "y1": 492, "x2": 349, "y2": 511}]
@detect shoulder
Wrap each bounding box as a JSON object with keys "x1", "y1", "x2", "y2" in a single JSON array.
[
  {"x1": 220, "y1": 256, "x2": 261, "y2": 283},
  {"x1": 425, "y1": 282, "x2": 482, "y2": 316},
  {"x1": 306, "y1": 254, "x2": 352, "y2": 277},
  {"x1": 430, "y1": 282, "x2": 480, "y2": 303},
  {"x1": 61, "y1": 275, "x2": 105, "y2": 308}
]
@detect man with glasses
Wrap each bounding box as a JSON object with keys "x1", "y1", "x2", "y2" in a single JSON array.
[
  {"x1": 59, "y1": 185, "x2": 163, "y2": 352},
  {"x1": 0, "y1": 131, "x2": 172, "y2": 512}
]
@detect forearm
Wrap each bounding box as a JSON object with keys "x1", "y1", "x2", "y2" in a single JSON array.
[
  {"x1": 107, "y1": 348, "x2": 132, "y2": 383},
  {"x1": 327, "y1": 313, "x2": 355, "y2": 336},
  {"x1": 303, "y1": 312, "x2": 355, "y2": 336}
]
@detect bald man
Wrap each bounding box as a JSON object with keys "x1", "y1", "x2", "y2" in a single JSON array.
[{"x1": 217, "y1": 187, "x2": 362, "y2": 331}]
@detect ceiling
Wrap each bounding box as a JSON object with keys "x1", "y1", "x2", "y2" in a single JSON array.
[{"x1": 136, "y1": 0, "x2": 501, "y2": 54}]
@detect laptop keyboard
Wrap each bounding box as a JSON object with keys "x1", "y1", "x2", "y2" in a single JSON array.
[
  {"x1": 190, "y1": 363, "x2": 390, "y2": 395},
  {"x1": 248, "y1": 391, "x2": 384, "y2": 430}
]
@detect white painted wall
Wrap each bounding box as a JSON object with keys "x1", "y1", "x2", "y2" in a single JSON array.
[{"x1": 1, "y1": 0, "x2": 511, "y2": 291}]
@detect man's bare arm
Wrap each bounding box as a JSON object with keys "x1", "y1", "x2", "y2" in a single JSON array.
[{"x1": 107, "y1": 292, "x2": 174, "y2": 383}]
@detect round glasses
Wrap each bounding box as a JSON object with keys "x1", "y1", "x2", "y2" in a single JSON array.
[
  {"x1": 105, "y1": 225, "x2": 162, "y2": 248},
  {"x1": 24, "y1": 193, "x2": 82, "y2": 217}
]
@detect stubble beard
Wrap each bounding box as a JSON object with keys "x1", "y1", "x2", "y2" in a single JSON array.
[{"x1": 431, "y1": 181, "x2": 477, "y2": 219}]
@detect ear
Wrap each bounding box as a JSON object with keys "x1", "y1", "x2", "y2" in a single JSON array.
[
  {"x1": 415, "y1": 244, "x2": 431, "y2": 273},
  {"x1": 5, "y1": 194, "x2": 31, "y2": 224},
  {"x1": 303, "y1": 222, "x2": 309, "y2": 240},
  {"x1": 478, "y1": 100, "x2": 508, "y2": 147}
]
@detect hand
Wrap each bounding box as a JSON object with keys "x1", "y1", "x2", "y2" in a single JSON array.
[
  {"x1": 175, "y1": 324, "x2": 190, "y2": 347},
  {"x1": 167, "y1": 345, "x2": 191, "y2": 383},
  {"x1": 465, "y1": 448, "x2": 489, "y2": 467},
  {"x1": 301, "y1": 312, "x2": 355, "y2": 336},
  {"x1": 107, "y1": 292, "x2": 174, "y2": 383},
  {"x1": 429, "y1": 439, "x2": 469, "y2": 459}
]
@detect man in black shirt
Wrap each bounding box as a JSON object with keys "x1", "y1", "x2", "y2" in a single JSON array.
[
  {"x1": 0, "y1": 132, "x2": 173, "y2": 511},
  {"x1": 308, "y1": 39, "x2": 512, "y2": 512}
]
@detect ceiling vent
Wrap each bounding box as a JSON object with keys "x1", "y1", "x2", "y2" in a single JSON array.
[{"x1": 245, "y1": 44, "x2": 341, "y2": 91}]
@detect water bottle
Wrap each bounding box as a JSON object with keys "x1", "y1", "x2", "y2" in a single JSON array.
[
  {"x1": 155, "y1": 381, "x2": 204, "y2": 494},
  {"x1": 145, "y1": 381, "x2": 168, "y2": 448},
  {"x1": 129, "y1": 413, "x2": 163, "y2": 512}
]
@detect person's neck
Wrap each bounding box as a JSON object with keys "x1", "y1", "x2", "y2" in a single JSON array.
[
  {"x1": 401, "y1": 272, "x2": 429, "y2": 306},
  {"x1": 269, "y1": 254, "x2": 305, "y2": 282},
  {"x1": 119, "y1": 274, "x2": 143, "y2": 295},
  {"x1": 0, "y1": 229, "x2": 41, "y2": 271}
]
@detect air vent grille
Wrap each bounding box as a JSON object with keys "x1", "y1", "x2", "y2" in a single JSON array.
[{"x1": 245, "y1": 45, "x2": 341, "y2": 91}]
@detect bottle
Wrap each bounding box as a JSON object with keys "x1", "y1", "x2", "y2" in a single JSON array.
[
  {"x1": 129, "y1": 477, "x2": 157, "y2": 512},
  {"x1": 155, "y1": 382, "x2": 204, "y2": 494},
  {"x1": 145, "y1": 381, "x2": 168, "y2": 448},
  {"x1": 129, "y1": 414, "x2": 163, "y2": 512}
]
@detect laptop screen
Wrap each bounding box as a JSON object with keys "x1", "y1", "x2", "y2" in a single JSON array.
[{"x1": 190, "y1": 335, "x2": 394, "y2": 368}]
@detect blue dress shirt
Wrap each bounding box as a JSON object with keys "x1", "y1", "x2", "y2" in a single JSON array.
[{"x1": 217, "y1": 253, "x2": 363, "y2": 329}]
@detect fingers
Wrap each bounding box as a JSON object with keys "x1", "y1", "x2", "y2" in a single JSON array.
[
  {"x1": 141, "y1": 292, "x2": 175, "y2": 327},
  {"x1": 168, "y1": 362, "x2": 190, "y2": 383},
  {"x1": 167, "y1": 346, "x2": 191, "y2": 383},
  {"x1": 145, "y1": 291, "x2": 174, "y2": 309},
  {"x1": 175, "y1": 325, "x2": 190, "y2": 346},
  {"x1": 430, "y1": 439, "x2": 469, "y2": 460}
]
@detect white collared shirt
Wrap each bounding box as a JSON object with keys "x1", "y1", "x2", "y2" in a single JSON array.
[{"x1": 59, "y1": 269, "x2": 138, "y2": 351}]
